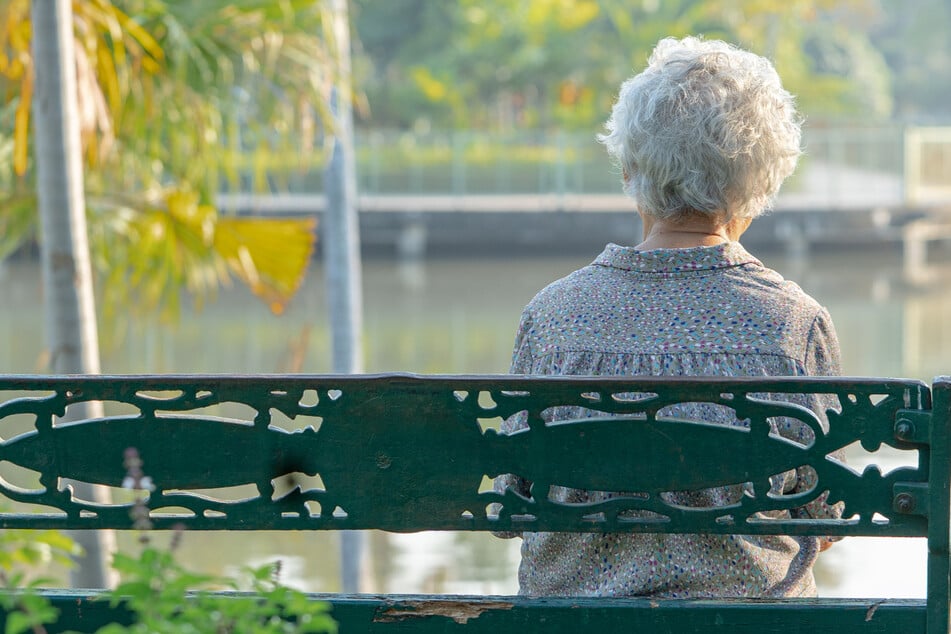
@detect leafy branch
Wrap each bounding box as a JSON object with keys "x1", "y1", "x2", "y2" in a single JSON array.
[
  {"x1": 0, "y1": 527, "x2": 81, "y2": 634},
  {"x1": 91, "y1": 448, "x2": 337, "y2": 634}
]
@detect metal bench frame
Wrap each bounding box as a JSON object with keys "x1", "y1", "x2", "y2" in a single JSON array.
[{"x1": 0, "y1": 373, "x2": 946, "y2": 632}]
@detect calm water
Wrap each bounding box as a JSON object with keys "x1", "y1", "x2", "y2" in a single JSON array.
[{"x1": 1, "y1": 243, "x2": 949, "y2": 597}]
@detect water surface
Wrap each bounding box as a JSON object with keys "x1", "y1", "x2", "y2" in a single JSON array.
[{"x1": 1, "y1": 244, "x2": 947, "y2": 597}]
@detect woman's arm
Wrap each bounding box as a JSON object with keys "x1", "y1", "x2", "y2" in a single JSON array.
[
  {"x1": 491, "y1": 309, "x2": 535, "y2": 536},
  {"x1": 791, "y1": 307, "x2": 846, "y2": 537}
]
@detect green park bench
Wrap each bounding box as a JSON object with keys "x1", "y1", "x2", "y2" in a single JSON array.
[{"x1": 0, "y1": 373, "x2": 946, "y2": 632}]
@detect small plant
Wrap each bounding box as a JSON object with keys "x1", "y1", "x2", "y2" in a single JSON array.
[
  {"x1": 98, "y1": 546, "x2": 337, "y2": 634},
  {"x1": 0, "y1": 448, "x2": 334, "y2": 633},
  {"x1": 93, "y1": 448, "x2": 337, "y2": 634},
  {"x1": 0, "y1": 525, "x2": 80, "y2": 634}
]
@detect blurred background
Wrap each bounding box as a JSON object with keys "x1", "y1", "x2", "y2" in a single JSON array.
[{"x1": 2, "y1": 0, "x2": 951, "y2": 599}]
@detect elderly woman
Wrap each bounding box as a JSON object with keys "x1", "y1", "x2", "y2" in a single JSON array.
[{"x1": 496, "y1": 37, "x2": 842, "y2": 598}]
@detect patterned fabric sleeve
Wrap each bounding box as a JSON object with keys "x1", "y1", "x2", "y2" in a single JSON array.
[
  {"x1": 803, "y1": 308, "x2": 843, "y2": 378},
  {"x1": 492, "y1": 309, "x2": 535, "y2": 536},
  {"x1": 791, "y1": 308, "x2": 846, "y2": 531},
  {"x1": 506, "y1": 309, "x2": 535, "y2": 379}
]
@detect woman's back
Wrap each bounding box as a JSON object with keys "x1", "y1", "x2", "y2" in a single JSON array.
[
  {"x1": 511, "y1": 243, "x2": 838, "y2": 380},
  {"x1": 501, "y1": 242, "x2": 842, "y2": 597}
]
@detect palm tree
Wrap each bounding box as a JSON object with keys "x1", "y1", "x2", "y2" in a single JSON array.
[
  {"x1": 30, "y1": 0, "x2": 116, "y2": 590},
  {"x1": 3, "y1": 0, "x2": 345, "y2": 587},
  {"x1": 1, "y1": 0, "x2": 331, "y2": 321}
]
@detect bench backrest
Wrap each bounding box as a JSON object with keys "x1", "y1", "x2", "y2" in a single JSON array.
[{"x1": 0, "y1": 374, "x2": 947, "y2": 632}]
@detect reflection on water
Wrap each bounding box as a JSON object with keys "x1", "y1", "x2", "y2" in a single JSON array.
[{"x1": 1, "y1": 244, "x2": 949, "y2": 597}]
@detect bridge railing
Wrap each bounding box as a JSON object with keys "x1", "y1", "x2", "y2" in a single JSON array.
[
  {"x1": 905, "y1": 127, "x2": 951, "y2": 205},
  {"x1": 221, "y1": 125, "x2": 944, "y2": 206}
]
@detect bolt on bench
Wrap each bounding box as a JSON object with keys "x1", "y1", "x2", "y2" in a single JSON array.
[{"x1": 0, "y1": 374, "x2": 946, "y2": 632}]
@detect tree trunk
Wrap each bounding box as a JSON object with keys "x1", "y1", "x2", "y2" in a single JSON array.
[
  {"x1": 31, "y1": 0, "x2": 116, "y2": 589},
  {"x1": 322, "y1": 0, "x2": 365, "y2": 593}
]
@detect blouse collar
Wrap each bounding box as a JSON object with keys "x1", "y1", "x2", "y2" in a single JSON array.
[{"x1": 593, "y1": 242, "x2": 762, "y2": 273}]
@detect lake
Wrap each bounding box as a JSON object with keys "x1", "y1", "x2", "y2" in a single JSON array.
[{"x1": 1, "y1": 242, "x2": 948, "y2": 597}]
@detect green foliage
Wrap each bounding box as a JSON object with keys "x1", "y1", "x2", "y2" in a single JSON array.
[
  {"x1": 84, "y1": 447, "x2": 337, "y2": 633},
  {"x1": 97, "y1": 547, "x2": 337, "y2": 634},
  {"x1": 0, "y1": 476, "x2": 336, "y2": 633},
  {"x1": 0, "y1": 591, "x2": 58, "y2": 634},
  {"x1": 353, "y1": 0, "x2": 902, "y2": 130},
  {"x1": 88, "y1": 189, "x2": 316, "y2": 324},
  {"x1": 870, "y1": 0, "x2": 951, "y2": 119},
  {"x1": 0, "y1": 0, "x2": 322, "y2": 323},
  {"x1": 0, "y1": 528, "x2": 82, "y2": 634}
]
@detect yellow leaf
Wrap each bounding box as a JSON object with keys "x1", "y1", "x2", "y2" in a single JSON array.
[
  {"x1": 556, "y1": 0, "x2": 600, "y2": 30},
  {"x1": 8, "y1": 7, "x2": 30, "y2": 54},
  {"x1": 85, "y1": 124, "x2": 99, "y2": 166},
  {"x1": 411, "y1": 67, "x2": 448, "y2": 102},
  {"x1": 109, "y1": 3, "x2": 164, "y2": 65},
  {"x1": 96, "y1": 44, "x2": 121, "y2": 116},
  {"x1": 13, "y1": 69, "x2": 31, "y2": 176},
  {"x1": 213, "y1": 215, "x2": 317, "y2": 314}
]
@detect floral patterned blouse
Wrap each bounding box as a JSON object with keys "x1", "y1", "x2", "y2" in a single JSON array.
[{"x1": 495, "y1": 241, "x2": 843, "y2": 598}]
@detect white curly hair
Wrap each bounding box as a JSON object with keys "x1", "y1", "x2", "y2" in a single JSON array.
[{"x1": 598, "y1": 36, "x2": 802, "y2": 221}]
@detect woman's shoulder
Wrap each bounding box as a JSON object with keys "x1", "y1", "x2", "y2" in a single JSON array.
[
  {"x1": 728, "y1": 263, "x2": 836, "y2": 350},
  {"x1": 739, "y1": 263, "x2": 825, "y2": 315},
  {"x1": 523, "y1": 264, "x2": 606, "y2": 312}
]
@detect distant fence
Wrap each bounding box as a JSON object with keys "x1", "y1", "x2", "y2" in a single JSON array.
[
  {"x1": 905, "y1": 127, "x2": 951, "y2": 205},
  {"x1": 223, "y1": 125, "x2": 951, "y2": 208}
]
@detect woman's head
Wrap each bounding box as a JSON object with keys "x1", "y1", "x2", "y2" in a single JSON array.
[{"x1": 598, "y1": 36, "x2": 802, "y2": 223}]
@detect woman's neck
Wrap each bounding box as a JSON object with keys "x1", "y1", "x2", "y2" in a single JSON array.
[{"x1": 636, "y1": 213, "x2": 751, "y2": 250}]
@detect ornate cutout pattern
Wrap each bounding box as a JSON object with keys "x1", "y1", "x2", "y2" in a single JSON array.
[{"x1": 0, "y1": 374, "x2": 931, "y2": 536}]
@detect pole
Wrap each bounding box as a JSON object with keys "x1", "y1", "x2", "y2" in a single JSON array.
[{"x1": 322, "y1": 0, "x2": 365, "y2": 593}]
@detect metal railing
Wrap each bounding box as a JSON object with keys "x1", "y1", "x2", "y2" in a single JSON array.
[{"x1": 223, "y1": 125, "x2": 951, "y2": 210}]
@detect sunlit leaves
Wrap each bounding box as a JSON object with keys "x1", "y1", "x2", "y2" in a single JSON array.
[
  {"x1": 0, "y1": 528, "x2": 80, "y2": 573},
  {"x1": 214, "y1": 215, "x2": 317, "y2": 316},
  {"x1": 356, "y1": 0, "x2": 887, "y2": 130},
  {"x1": 0, "y1": 0, "x2": 164, "y2": 176},
  {"x1": 11, "y1": 66, "x2": 29, "y2": 176},
  {"x1": 524, "y1": 0, "x2": 600, "y2": 32},
  {"x1": 0, "y1": 526, "x2": 79, "y2": 633},
  {"x1": 119, "y1": 1, "x2": 333, "y2": 193},
  {"x1": 93, "y1": 1, "x2": 329, "y2": 320},
  {"x1": 0, "y1": 1, "x2": 333, "y2": 322},
  {"x1": 0, "y1": 107, "x2": 36, "y2": 256},
  {"x1": 411, "y1": 67, "x2": 449, "y2": 102},
  {"x1": 103, "y1": 548, "x2": 337, "y2": 633},
  {"x1": 0, "y1": 191, "x2": 36, "y2": 261},
  {"x1": 91, "y1": 188, "x2": 316, "y2": 323}
]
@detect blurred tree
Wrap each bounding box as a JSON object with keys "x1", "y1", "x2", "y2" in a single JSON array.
[
  {"x1": 695, "y1": 0, "x2": 892, "y2": 120},
  {"x1": 0, "y1": 0, "x2": 333, "y2": 323},
  {"x1": 351, "y1": 0, "x2": 460, "y2": 127},
  {"x1": 869, "y1": 0, "x2": 951, "y2": 121},
  {"x1": 352, "y1": 0, "x2": 893, "y2": 130},
  {"x1": 31, "y1": 0, "x2": 116, "y2": 590}
]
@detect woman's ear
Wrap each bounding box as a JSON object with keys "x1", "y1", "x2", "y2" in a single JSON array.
[{"x1": 621, "y1": 167, "x2": 636, "y2": 199}]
